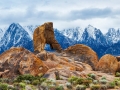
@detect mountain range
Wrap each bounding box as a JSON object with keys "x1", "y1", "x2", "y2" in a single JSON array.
[{"x1": 0, "y1": 23, "x2": 120, "y2": 58}]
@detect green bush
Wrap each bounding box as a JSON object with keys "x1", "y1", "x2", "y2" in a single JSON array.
[
  {"x1": 45, "y1": 79, "x2": 53, "y2": 86},
  {"x1": 90, "y1": 84, "x2": 100, "y2": 90},
  {"x1": 56, "y1": 85, "x2": 64, "y2": 90},
  {"x1": 19, "y1": 82, "x2": 26, "y2": 89},
  {"x1": 8, "y1": 85, "x2": 16, "y2": 90},
  {"x1": 66, "y1": 82, "x2": 72, "y2": 89},
  {"x1": 32, "y1": 80, "x2": 40, "y2": 85},
  {"x1": 14, "y1": 82, "x2": 26, "y2": 89},
  {"x1": 49, "y1": 84, "x2": 56, "y2": 90},
  {"x1": 39, "y1": 78, "x2": 46, "y2": 84},
  {"x1": 41, "y1": 82, "x2": 47, "y2": 89},
  {"x1": 88, "y1": 73, "x2": 96, "y2": 79},
  {"x1": 115, "y1": 72, "x2": 120, "y2": 77},
  {"x1": 101, "y1": 76, "x2": 106, "y2": 80},
  {"x1": 99, "y1": 79, "x2": 107, "y2": 84},
  {"x1": 116, "y1": 81, "x2": 120, "y2": 86},
  {"x1": 0, "y1": 83, "x2": 8, "y2": 90},
  {"x1": 76, "y1": 78, "x2": 84, "y2": 84},
  {"x1": 68, "y1": 76, "x2": 78, "y2": 84},
  {"x1": 14, "y1": 74, "x2": 34, "y2": 82},
  {"x1": 83, "y1": 78, "x2": 92, "y2": 87},
  {"x1": 75, "y1": 85, "x2": 86, "y2": 90},
  {"x1": 100, "y1": 85, "x2": 107, "y2": 90},
  {"x1": 93, "y1": 80, "x2": 98, "y2": 84},
  {"x1": 107, "y1": 81, "x2": 116, "y2": 89},
  {"x1": 22, "y1": 80, "x2": 30, "y2": 84},
  {"x1": 0, "y1": 78, "x2": 9, "y2": 83}
]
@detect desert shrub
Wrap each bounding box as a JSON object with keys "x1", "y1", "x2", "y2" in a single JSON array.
[
  {"x1": 40, "y1": 79, "x2": 56, "y2": 89},
  {"x1": 56, "y1": 85, "x2": 64, "y2": 90},
  {"x1": 88, "y1": 73, "x2": 96, "y2": 79},
  {"x1": 116, "y1": 81, "x2": 120, "y2": 86},
  {"x1": 76, "y1": 78, "x2": 84, "y2": 84},
  {"x1": 41, "y1": 82, "x2": 48, "y2": 89},
  {"x1": 49, "y1": 84, "x2": 56, "y2": 90},
  {"x1": 0, "y1": 83, "x2": 8, "y2": 90},
  {"x1": 39, "y1": 78, "x2": 46, "y2": 84},
  {"x1": 14, "y1": 74, "x2": 34, "y2": 82},
  {"x1": 107, "y1": 81, "x2": 116, "y2": 89},
  {"x1": 66, "y1": 82, "x2": 72, "y2": 89},
  {"x1": 75, "y1": 85, "x2": 86, "y2": 90},
  {"x1": 0, "y1": 78, "x2": 9, "y2": 83},
  {"x1": 90, "y1": 84, "x2": 100, "y2": 90},
  {"x1": 45, "y1": 79, "x2": 54, "y2": 86},
  {"x1": 101, "y1": 76, "x2": 106, "y2": 80},
  {"x1": 83, "y1": 78, "x2": 92, "y2": 87},
  {"x1": 22, "y1": 80, "x2": 31, "y2": 84},
  {"x1": 14, "y1": 74, "x2": 46, "y2": 85},
  {"x1": 8, "y1": 85, "x2": 16, "y2": 90},
  {"x1": 100, "y1": 85, "x2": 107, "y2": 90},
  {"x1": 32, "y1": 80, "x2": 40, "y2": 85},
  {"x1": 68, "y1": 76, "x2": 78, "y2": 84},
  {"x1": 14, "y1": 82, "x2": 26, "y2": 90},
  {"x1": 19, "y1": 82, "x2": 26, "y2": 89},
  {"x1": 115, "y1": 72, "x2": 120, "y2": 77},
  {"x1": 93, "y1": 80, "x2": 98, "y2": 84},
  {"x1": 99, "y1": 79, "x2": 107, "y2": 84}
]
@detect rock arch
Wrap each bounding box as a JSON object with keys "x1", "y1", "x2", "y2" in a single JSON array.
[{"x1": 33, "y1": 22, "x2": 62, "y2": 52}]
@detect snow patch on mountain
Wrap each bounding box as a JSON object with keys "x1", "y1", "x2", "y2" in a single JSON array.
[
  {"x1": 85, "y1": 25, "x2": 97, "y2": 39},
  {"x1": 24, "y1": 25, "x2": 38, "y2": 39},
  {"x1": 105, "y1": 28, "x2": 120, "y2": 44},
  {"x1": 0, "y1": 23, "x2": 33, "y2": 53},
  {"x1": 60, "y1": 27, "x2": 84, "y2": 41},
  {"x1": 0, "y1": 29, "x2": 5, "y2": 40}
]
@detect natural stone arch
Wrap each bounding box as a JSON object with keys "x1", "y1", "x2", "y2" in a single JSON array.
[{"x1": 33, "y1": 22, "x2": 62, "y2": 53}]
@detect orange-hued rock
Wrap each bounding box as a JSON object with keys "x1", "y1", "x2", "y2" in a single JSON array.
[
  {"x1": 64, "y1": 44, "x2": 99, "y2": 70},
  {"x1": 0, "y1": 47, "x2": 48, "y2": 78},
  {"x1": 96, "y1": 54, "x2": 118, "y2": 74},
  {"x1": 116, "y1": 56, "x2": 120, "y2": 61},
  {"x1": 33, "y1": 22, "x2": 62, "y2": 53},
  {"x1": 116, "y1": 56, "x2": 120, "y2": 72},
  {"x1": 116, "y1": 62, "x2": 120, "y2": 72}
]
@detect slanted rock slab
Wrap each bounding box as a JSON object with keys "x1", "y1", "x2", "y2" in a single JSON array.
[{"x1": 0, "y1": 47, "x2": 48, "y2": 78}]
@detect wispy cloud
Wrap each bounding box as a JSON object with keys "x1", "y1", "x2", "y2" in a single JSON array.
[{"x1": 0, "y1": 0, "x2": 120, "y2": 33}]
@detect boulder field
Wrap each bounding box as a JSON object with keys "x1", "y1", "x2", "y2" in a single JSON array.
[{"x1": 0, "y1": 22, "x2": 120, "y2": 80}]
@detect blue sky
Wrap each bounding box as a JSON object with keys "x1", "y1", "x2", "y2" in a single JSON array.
[{"x1": 0, "y1": 0, "x2": 120, "y2": 33}]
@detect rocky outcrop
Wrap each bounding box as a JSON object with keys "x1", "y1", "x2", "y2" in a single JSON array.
[
  {"x1": 96, "y1": 54, "x2": 118, "y2": 74},
  {"x1": 36, "y1": 51, "x2": 93, "y2": 79},
  {"x1": 116, "y1": 62, "x2": 120, "y2": 72},
  {"x1": 0, "y1": 47, "x2": 48, "y2": 78},
  {"x1": 64, "y1": 44, "x2": 98, "y2": 70},
  {"x1": 33, "y1": 22, "x2": 62, "y2": 53}
]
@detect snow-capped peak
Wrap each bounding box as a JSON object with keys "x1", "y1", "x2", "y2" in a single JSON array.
[
  {"x1": 60, "y1": 27, "x2": 84, "y2": 41},
  {"x1": 108, "y1": 28, "x2": 116, "y2": 33},
  {"x1": 0, "y1": 29, "x2": 3, "y2": 39},
  {"x1": 24, "y1": 25, "x2": 38, "y2": 39},
  {"x1": 85, "y1": 25, "x2": 96, "y2": 39}
]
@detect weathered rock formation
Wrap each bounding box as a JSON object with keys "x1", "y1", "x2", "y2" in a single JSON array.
[
  {"x1": 115, "y1": 56, "x2": 120, "y2": 72},
  {"x1": 36, "y1": 51, "x2": 93, "y2": 79},
  {"x1": 64, "y1": 44, "x2": 99, "y2": 70},
  {"x1": 116, "y1": 62, "x2": 120, "y2": 72},
  {"x1": 0, "y1": 47, "x2": 48, "y2": 78},
  {"x1": 97, "y1": 54, "x2": 118, "y2": 74},
  {"x1": 33, "y1": 22, "x2": 62, "y2": 53}
]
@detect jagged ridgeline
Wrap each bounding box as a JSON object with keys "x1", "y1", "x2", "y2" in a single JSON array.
[{"x1": 0, "y1": 23, "x2": 120, "y2": 58}]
